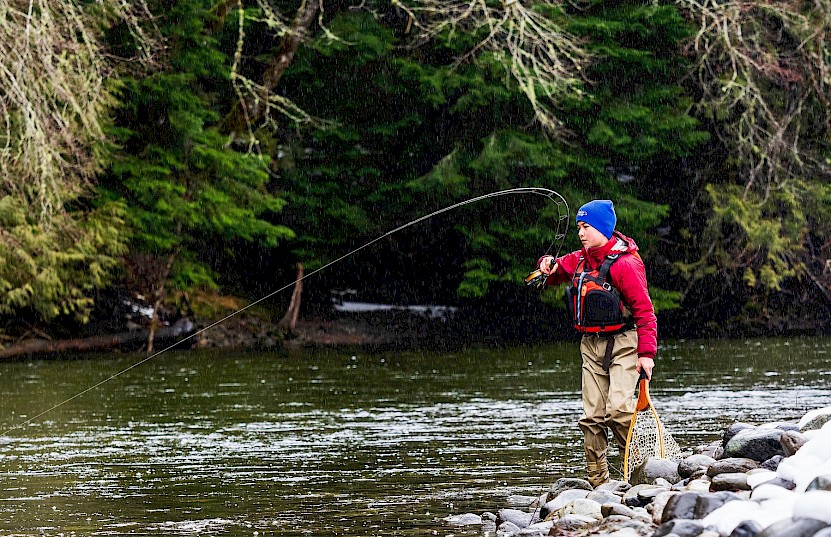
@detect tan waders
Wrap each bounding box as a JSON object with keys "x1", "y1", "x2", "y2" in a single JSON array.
[{"x1": 578, "y1": 329, "x2": 640, "y2": 487}]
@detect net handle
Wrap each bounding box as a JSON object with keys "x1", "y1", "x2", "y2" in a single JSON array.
[{"x1": 635, "y1": 369, "x2": 650, "y2": 411}]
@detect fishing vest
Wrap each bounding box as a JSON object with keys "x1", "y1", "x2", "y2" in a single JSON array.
[{"x1": 565, "y1": 253, "x2": 635, "y2": 334}]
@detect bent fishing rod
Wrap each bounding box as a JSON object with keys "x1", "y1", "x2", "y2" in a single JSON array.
[{"x1": 1, "y1": 186, "x2": 569, "y2": 436}]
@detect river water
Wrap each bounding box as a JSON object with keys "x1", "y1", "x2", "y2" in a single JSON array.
[{"x1": 0, "y1": 337, "x2": 829, "y2": 535}]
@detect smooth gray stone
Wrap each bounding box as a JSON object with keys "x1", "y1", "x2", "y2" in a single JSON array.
[
  {"x1": 632, "y1": 458, "x2": 681, "y2": 486},
  {"x1": 774, "y1": 423, "x2": 801, "y2": 432},
  {"x1": 517, "y1": 520, "x2": 553, "y2": 536},
  {"x1": 710, "y1": 472, "x2": 750, "y2": 492},
  {"x1": 596, "y1": 479, "x2": 631, "y2": 494},
  {"x1": 807, "y1": 474, "x2": 831, "y2": 492},
  {"x1": 696, "y1": 440, "x2": 723, "y2": 460},
  {"x1": 482, "y1": 512, "x2": 497, "y2": 522},
  {"x1": 779, "y1": 430, "x2": 808, "y2": 457},
  {"x1": 722, "y1": 422, "x2": 757, "y2": 447},
  {"x1": 724, "y1": 429, "x2": 785, "y2": 462},
  {"x1": 547, "y1": 477, "x2": 593, "y2": 497},
  {"x1": 592, "y1": 516, "x2": 653, "y2": 536},
  {"x1": 679, "y1": 455, "x2": 717, "y2": 479},
  {"x1": 497, "y1": 520, "x2": 521, "y2": 536},
  {"x1": 540, "y1": 489, "x2": 589, "y2": 519},
  {"x1": 497, "y1": 508, "x2": 533, "y2": 529},
  {"x1": 553, "y1": 514, "x2": 596, "y2": 531},
  {"x1": 601, "y1": 503, "x2": 637, "y2": 518},
  {"x1": 761, "y1": 455, "x2": 785, "y2": 471},
  {"x1": 800, "y1": 411, "x2": 831, "y2": 433},
  {"x1": 765, "y1": 477, "x2": 796, "y2": 490},
  {"x1": 654, "y1": 519, "x2": 705, "y2": 537},
  {"x1": 728, "y1": 520, "x2": 763, "y2": 537},
  {"x1": 694, "y1": 491, "x2": 741, "y2": 519},
  {"x1": 757, "y1": 517, "x2": 828, "y2": 537},
  {"x1": 445, "y1": 513, "x2": 482, "y2": 525},
  {"x1": 623, "y1": 484, "x2": 667, "y2": 508},
  {"x1": 587, "y1": 490, "x2": 622, "y2": 505},
  {"x1": 707, "y1": 458, "x2": 759, "y2": 477},
  {"x1": 648, "y1": 491, "x2": 678, "y2": 525},
  {"x1": 661, "y1": 492, "x2": 701, "y2": 523},
  {"x1": 507, "y1": 495, "x2": 537, "y2": 507}
]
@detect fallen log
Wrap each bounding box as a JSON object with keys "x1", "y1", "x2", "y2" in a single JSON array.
[{"x1": 0, "y1": 319, "x2": 195, "y2": 360}]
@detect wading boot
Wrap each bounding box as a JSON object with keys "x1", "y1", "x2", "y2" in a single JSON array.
[{"x1": 587, "y1": 459, "x2": 610, "y2": 488}]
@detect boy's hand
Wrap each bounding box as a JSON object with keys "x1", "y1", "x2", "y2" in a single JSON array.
[
  {"x1": 538, "y1": 256, "x2": 557, "y2": 275},
  {"x1": 637, "y1": 357, "x2": 654, "y2": 380}
]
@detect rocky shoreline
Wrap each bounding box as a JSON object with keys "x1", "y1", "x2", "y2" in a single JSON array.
[{"x1": 445, "y1": 406, "x2": 831, "y2": 537}]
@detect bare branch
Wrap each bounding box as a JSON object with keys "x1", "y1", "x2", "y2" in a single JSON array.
[{"x1": 394, "y1": 0, "x2": 589, "y2": 133}]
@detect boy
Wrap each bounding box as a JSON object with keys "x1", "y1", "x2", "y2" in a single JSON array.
[{"x1": 536, "y1": 199, "x2": 657, "y2": 487}]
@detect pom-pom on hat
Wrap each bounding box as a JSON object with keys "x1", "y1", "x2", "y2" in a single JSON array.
[{"x1": 576, "y1": 200, "x2": 616, "y2": 239}]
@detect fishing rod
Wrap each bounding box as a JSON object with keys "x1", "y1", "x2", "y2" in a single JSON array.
[{"x1": 1, "y1": 186, "x2": 569, "y2": 436}]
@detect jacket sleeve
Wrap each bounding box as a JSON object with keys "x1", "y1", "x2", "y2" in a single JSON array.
[
  {"x1": 540, "y1": 250, "x2": 581, "y2": 286},
  {"x1": 610, "y1": 255, "x2": 658, "y2": 359}
]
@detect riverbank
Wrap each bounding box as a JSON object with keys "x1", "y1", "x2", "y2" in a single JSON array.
[{"x1": 446, "y1": 407, "x2": 831, "y2": 536}]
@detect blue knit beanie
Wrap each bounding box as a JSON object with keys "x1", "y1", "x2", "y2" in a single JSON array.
[{"x1": 576, "y1": 200, "x2": 616, "y2": 239}]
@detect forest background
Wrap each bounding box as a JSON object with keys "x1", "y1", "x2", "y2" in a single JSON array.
[{"x1": 1, "y1": 0, "x2": 830, "y2": 350}]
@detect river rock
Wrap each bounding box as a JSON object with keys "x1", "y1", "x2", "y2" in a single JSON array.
[
  {"x1": 517, "y1": 520, "x2": 553, "y2": 536},
  {"x1": 723, "y1": 423, "x2": 757, "y2": 447},
  {"x1": 727, "y1": 520, "x2": 763, "y2": 537},
  {"x1": 761, "y1": 455, "x2": 784, "y2": 471},
  {"x1": 686, "y1": 478, "x2": 713, "y2": 492},
  {"x1": 710, "y1": 472, "x2": 751, "y2": 492},
  {"x1": 707, "y1": 458, "x2": 759, "y2": 477},
  {"x1": 624, "y1": 485, "x2": 666, "y2": 508},
  {"x1": 591, "y1": 516, "x2": 653, "y2": 537},
  {"x1": 799, "y1": 406, "x2": 831, "y2": 432},
  {"x1": 631, "y1": 458, "x2": 681, "y2": 486},
  {"x1": 602, "y1": 503, "x2": 638, "y2": 518},
  {"x1": 780, "y1": 430, "x2": 808, "y2": 456},
  {"x1": 541, "y1": 489, "x2": 589, "y2": 519},
  {"x1": 497, "y1": 520, "x2": 522, "y2": 536},
  {"x1": 756, "y1": 517, "x2": 829, "y2": 537},
  {"x1": 694, "y1": 491, "x2": 742, "y2": 519},
  {"x1": 807, "y1": 474, "x2": 831, "y2": 492},
  {"x1": 483, "y1": 511, "x2": 497, "y2": 522},
  {"x1": 746, "y1": 469, "x2": 777, "y2": 488},
  {"x1": 596, "y1": 480, "x2": 631, "y2": 494},
  {"x1": 661, "y1": 492, "x2": 701, "y2": 523},
  {"x1": 497, "y1": 508, "x2": 534, "y2": 528},
  {"x1": 507, "y1": 495, "x2": 537, "y2": 507},
  {"x1": 552, "y1": 513, "x2": 596, "y2": 531},
  {"x1": 587, "y1": 489, "x2": 622, "y2": 505},
  {"x1": 445, "y1": 513, "x2": 482, "y2": 525},
  {"x1": 647, "y1": 490, "x2": 677, "y2": 524},
  {"x1": 696, "y1": 440, "x2": 724, "y2": 460},
  {"x1": 653, "y1": 518, "x2": 704, "y2": 537},
  {"x1": 724, "y1": 428, "x2": 785, "y2": 462},
  {"x1": 548, "y1": 477, "x2": 592, "y2": 497},
  {"x1": 750, "y1": 483, "x2": 796, "y2": 501},
  {"x1": 559, "y1": 498, "x2": 602, "y2": 520},
  {"x1": 793, "y1": 491, "x2": 831, "y2": 524},
  {"x1": 679, "y1": 455, "x2": 717, "y2": 479}
]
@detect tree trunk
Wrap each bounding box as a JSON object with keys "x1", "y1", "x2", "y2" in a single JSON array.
[
  {"x1": 222, "y1": 0, "x2": 319, "y2": 138},
  {"x1": 147, "y1": 251, "x2": 179, "y2": 353},
  {"x1": 277, "y1": 263, "x2": 303, "y2": 336},
  {"x1": 0, "y1": 320, "x2": 195, "y2": 360}
]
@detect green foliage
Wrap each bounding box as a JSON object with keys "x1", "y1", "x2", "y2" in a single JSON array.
[
  {"x1": 105, "y1": 0, "x2": 293, "y2": 291},
  {"x1": 0, "y1": 195, "x2": 128, "y2": 322}
]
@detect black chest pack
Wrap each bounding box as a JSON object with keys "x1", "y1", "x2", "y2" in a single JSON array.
[{"x1": 565, "y1": 254, "x2": 634, "y2": 334}]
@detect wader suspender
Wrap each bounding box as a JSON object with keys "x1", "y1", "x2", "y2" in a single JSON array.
[{"x1": 595, "y1": 255, "x2": 621, "y2": 373}]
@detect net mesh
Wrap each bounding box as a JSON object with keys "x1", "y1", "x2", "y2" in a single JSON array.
[{"x1": 624, "y1": 404, "x2": 683, "y2": 483}]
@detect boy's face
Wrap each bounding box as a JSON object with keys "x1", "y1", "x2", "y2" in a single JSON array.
[{"x1": 577, "y1": 221, "x2": 609, "y2": 249}]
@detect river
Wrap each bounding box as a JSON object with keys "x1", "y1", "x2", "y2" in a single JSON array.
[{"x1": 0, "y1": 337, "x2": 829, "y2": 535}]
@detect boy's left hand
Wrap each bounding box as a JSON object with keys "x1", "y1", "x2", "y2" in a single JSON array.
[{"x1": 637, "y1": 357, "x2": 654, "y2": 380}]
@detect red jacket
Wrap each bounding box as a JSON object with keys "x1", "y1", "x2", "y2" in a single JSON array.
[{"x1": 541, "y1": 231, "x2": 658, "y2": 359}]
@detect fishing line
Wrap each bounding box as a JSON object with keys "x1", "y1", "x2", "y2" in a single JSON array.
[{"x1": 2, "y1": 186, "x2": 569, "y2": 436}]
